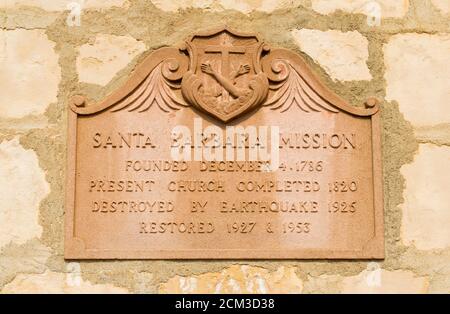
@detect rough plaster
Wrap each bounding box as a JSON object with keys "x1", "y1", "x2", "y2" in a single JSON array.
[{"x1": 0, "y1": 0, "x2": 449, "y2": 293}]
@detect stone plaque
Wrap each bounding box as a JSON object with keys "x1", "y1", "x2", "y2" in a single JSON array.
[{"x1": 65, "y1": 27, "x2": 383, "y2": 259}]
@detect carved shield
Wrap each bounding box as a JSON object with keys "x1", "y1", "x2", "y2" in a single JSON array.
[{"x1": 181, "y1": 28, "x2": 269, "y2": 122}]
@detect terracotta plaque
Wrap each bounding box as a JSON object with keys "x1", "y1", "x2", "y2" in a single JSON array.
[{"x1": 65, "y1": 27, "x2": 384, "y2": 259}]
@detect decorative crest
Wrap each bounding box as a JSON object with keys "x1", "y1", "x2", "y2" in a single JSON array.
[
  {"x1": 181, "y1": 27, "x2": 269, "y2": 122},
  {"x1": 69, "y1": 27, "x2": 379, "y2": 120}
]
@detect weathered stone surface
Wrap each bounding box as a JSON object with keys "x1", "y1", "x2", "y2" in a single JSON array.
[
  {"x1": 401, "y1": 144, "x2": 450, "y2": 250},
  {"x1": 341, "y1": 269, "x2": 429, "y2": 293},
  {"x1": 0, "y1": 29, "x2": 61, "y2": 119},
  {"x1": 305, "y1": 268, "x2": 429, "y2": 293},
  {"x1": 133, "y1": 272, "x2": 156, "y2": 294},
  {"x1": 76, "y1": 34, "x2": 146, "y2": 86},
  {"x1": 384, "y1": 34, "x2": 450, "y2": 126},
  {"x1": 311, "y1": 0, "x2": 409, "y2": 18},
  {"x1": 0, "y1": 0, "x2": 129, "y2": 11},
  {"x1": 159, "y1": 265, "x2": 303, "y2": 293},
  {"x1": 0, "y1": 138, "x2": 50, "y2": 249},
  {"x1": 0, "y1": 240, "x2": 51, "y2": 287},
  {"x1": 415, "y1": 124, "x2": 450, "y2": 147},
  {"x1": 291, "y1": 29, "x2": 372, "y2": 81},
  {"x1": 149, "y1": 0, "x2": 307, "y2": 14},
  {"x1": 303, "y1": 274, "x2": 343, "y2": 293},
  {"x1": 0, "y1": 0, "x2": 448, "y2": 294},
  {"x1": 431, "y1": 0, "x2": 450, "y2": 15},
  {"x1": 1, "y1": 268, "x2": 129, "y2": 293},
  {"x1": 0, "y1": 116, "x2": 48, "y2": 130}
]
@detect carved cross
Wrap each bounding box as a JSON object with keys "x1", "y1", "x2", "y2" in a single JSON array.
[{"x1": 203, "y1": 42, "x2": 246, "y2": 79}]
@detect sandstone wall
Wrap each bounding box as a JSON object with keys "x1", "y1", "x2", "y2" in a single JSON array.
[{"x1": 0, "y1": 0, "x2": 449, "y2": 293}]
